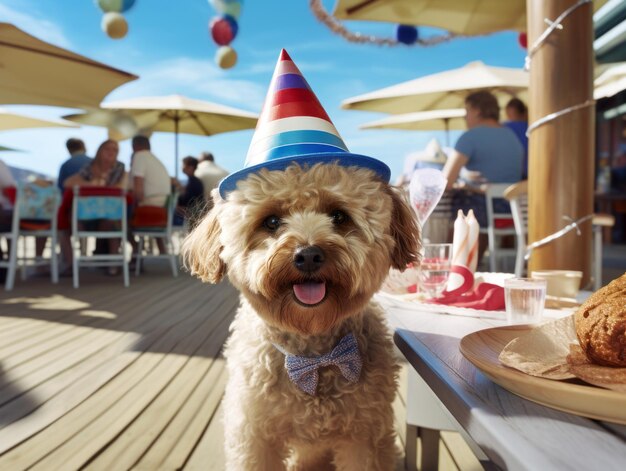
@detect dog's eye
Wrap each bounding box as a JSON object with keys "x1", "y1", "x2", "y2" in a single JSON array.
[
  {"x1": 263, "y1": 215, "x2": 281, "y2": 232},
  {"x1": 330, "y1": 209, "x2": 349, "y2": 225}
]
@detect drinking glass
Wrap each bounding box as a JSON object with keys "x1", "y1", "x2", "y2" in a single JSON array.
[
  {"x1": 418, "y1": 243, "x2": 452, "y2": 299},
  {"x1": 504, "y1": 278, "x2": 547, "y2": 324}
]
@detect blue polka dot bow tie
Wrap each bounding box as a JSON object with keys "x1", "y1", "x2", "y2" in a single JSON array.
[{"x1": 279, "y1": 333, "x2": 362, "y2": 396}]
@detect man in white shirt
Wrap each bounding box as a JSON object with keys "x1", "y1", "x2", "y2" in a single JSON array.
[
  {"x1": 130, "y1": 135, "x2": 171, "y2": 207},
  {"x1": 129, "y1": 135, "x2": 171, "y2": 256},
  {"x1": 195, "y1": 152, "x2": 229, "y2": 203}
]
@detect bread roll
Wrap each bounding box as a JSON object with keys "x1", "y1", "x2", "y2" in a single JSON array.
[{"x1": 575, "y1": 273, "x2": 626, "y2": 367}]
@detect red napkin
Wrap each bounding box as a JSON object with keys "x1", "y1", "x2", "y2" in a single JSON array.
[
  {"x1": 430, "y1": 282, "x2": 505, "y2": 310},
  {"x1": 428, "y1": 265, "x2": 505, "y2": 310}
]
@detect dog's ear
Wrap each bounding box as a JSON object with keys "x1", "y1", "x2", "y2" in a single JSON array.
[
  {"x1": 182, "y1": 189, "x2": 226, "y2": 283},
  {"x1": 387, "y1": 185, "x2": 421, "y2": 270}
]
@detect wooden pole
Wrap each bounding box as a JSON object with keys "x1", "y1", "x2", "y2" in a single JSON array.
[{"x1": 527, "y1": 0, "x2": 595, "y2": 286}]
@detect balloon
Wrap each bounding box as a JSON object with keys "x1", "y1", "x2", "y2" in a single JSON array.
[
  {"x1": 96, "y1": 0, "x2": 136, "y2": 13},
  {"x1": 396, "y1": 24, "x2": 418, "y2": 45},
  {"x1": 215, "y1": 46, "x2": 237, "y2": 69},
  {"x1": 518, "y1": 32, "x2": 528, "y2": 49},
  {"x1": 102, "y1": 12, "x2": 128, "y2": 39},
  {"x1": 209, "y1": 0, "x2": 242, "y2": 19},
  {"x1": 408, "y1": 168, "x2": 447, "y2": 226},
  {"x1": 210, "y1": 15, "x2": 238, "y2": 46}
]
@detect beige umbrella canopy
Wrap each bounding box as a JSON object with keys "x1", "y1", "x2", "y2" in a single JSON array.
[
  {"x1": 594, "y1": 62, "x2": 626, "y2": 100},
  {"x1": 0, "y1": 145, "x2": 23, "y2": 152},
  {"x1": 343, "y1": 61, "x2": 528, "y2": 114},
  {"x1": 65, "y1": 94, "x2": 258, "y2": 178},
  {"x1": 0, "y1": 107, "x2": 78, "y2": 131},
  {"x1": 0, "y1": 22, "x2": 137, "y2": 108},
  {"x1": 360, "y1": 108, "x2": 466, "y2": 145},
  {"x1": 333, "y1": 0, "x2": 607, "y2": 35}
]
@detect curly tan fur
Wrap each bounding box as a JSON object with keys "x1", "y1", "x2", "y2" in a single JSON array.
[{"x1": 183, "y1": 163, "x2": 420, "y2": 470}]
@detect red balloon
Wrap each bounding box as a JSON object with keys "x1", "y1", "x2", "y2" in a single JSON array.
[
  {"x1": 518, "y1": 32, "x2": 528, "y2": 49},
  {"x1": 210, "y1": 16, "x2": 237, "y2": 46}
]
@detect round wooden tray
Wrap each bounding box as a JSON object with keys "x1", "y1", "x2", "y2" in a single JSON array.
[{"x1": 460, "y1": 325, "x2": 626, "y2": 424}]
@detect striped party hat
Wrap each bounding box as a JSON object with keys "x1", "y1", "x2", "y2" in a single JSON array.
[{"x1": 219, "y1": 49, "x2": 390, "y2": 197}]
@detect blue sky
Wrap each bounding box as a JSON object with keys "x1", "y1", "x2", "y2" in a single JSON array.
[{"x1": 0, "y1": 0, "x2": 527, "y2": 181}]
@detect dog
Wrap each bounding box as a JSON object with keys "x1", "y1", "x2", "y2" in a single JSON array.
[{"x1": 183, "y1": 161, "x2": 420, "y2": 470}]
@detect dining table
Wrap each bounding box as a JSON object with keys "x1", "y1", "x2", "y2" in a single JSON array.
[{"x1": 376, "y1": 291, "x2": 626, "y2": 471}]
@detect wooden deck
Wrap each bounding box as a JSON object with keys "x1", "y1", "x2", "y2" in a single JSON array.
[{"x1": 0, "y1": 264, "x2": 480, "y2": 470}]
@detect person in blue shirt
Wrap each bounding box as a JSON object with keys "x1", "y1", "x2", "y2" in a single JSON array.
[
  {"x1": 503, "y1": 98, "x2": 529, "y2": 179},
  {"x1": 173, "y1": 156, "x2": 205, "y2": 227},
  {"x1": 444, "y1": 91, "x2": 524, "y2": 192},
  {"x1": 443, "y1": 91, "x2": 524, "y2": 264},
  {"x1": 57, "y1": 138, "x2": 92, "y2": 191}
]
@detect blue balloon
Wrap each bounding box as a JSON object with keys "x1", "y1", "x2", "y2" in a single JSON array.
[{"x1": 396, "y1": 24, "x2": 418, "y2": 45}]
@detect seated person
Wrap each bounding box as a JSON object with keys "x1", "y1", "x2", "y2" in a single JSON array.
[
  {"x1": 61, "y1": 139, "x2": 127, "y2": 275},
  {"x1": 173, "y1": 156, "x2": 205, "y2": 227},
  {"x1": 443, "y1": 91, "x2": 524, "y2": 261},
  {"x1": 0, "y1": 158, "x2": 16, "y2": 266},
  {"x1": 128, "y1": 135, "x2": 171, "y2": 256},
  {"x1": 503, "y1": 98, "x2": 529, "y2": 179}
]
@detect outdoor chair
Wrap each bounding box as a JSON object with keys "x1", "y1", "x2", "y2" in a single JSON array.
[
  {"x1": 504, "y1": 181, "x2": 615, "y2": 289},
  {"x1": 71, "y1": 186, "x2": 129, "y2": 288},
  {"x1": 1, "y1": 183, "x2": 60, "y2": 290},
  {"x1": 503, "y1": 180, "x2": 528, "y2": 277},
  {"x1": 1, "y1": 187, "x2": 18, "y2": 290},
  {"x1": 16, "y1": 182, "x2": 60, "y2": 284},
  {"x1": 481, "y1": 183, "x2": 517, "y2": 272},
  {"x1": 132, "y1": 193, "x2": 179, "y2": 277}
]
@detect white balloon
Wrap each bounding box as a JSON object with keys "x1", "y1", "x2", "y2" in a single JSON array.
[{"x1": 409, "y1": 168, "x2": 447, "y2": 226}]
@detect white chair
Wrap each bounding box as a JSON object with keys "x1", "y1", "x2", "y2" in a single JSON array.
[
  {"x1": 132, "y1": 193, "x2": 178, "y2": 277},
  {"x1": 71, "y1": 186, "x2": 129, "y2": 288},
  {"x1": 1, "y1": 183, "x2": 60, "y2": 290},
  {"x1": 503, "y1": 181, "x2": 528, "y2": 277},
  {"x1": 482, "y1": 183, "x2": 517, "y2": 272},
  {"x1": 1, "y1": 187, "x2": 19, "y2": 291},
  {"x1": 504, "y1": 181, "x2": 615, "y2": 289}
]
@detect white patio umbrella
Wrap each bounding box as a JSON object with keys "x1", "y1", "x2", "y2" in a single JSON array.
[
  {"x1": 0, "y1": 108, "x2": 78, "y2": 131},
  {"x1": 65, "y1": 94, "x2": 258, "y2": 178},
  {"x1": 360, "y1": 108, "x2": 466, "y2": 145},
  {"x1": 594, "y1": 62, "x2": 626, "y2": 99},
  {"x1": 0, "y1": 145, "x2": 23, "y2": 152},
  {"x1": 0, "y1": 22, "x2": 137, "y2": 108},
  {"x1": 342, "y1": 61, "x2": 528, "y2": 115}
]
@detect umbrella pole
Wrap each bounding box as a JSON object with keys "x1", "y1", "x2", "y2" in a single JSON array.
[
  {"x1": 174, "y1": 116, "x2": 179, "y2": 181},
  {"x1": 444, "y1": 118, "x2": 450, "y2": 147},
  {"x1": 527, "y1": 0, "x2": 594, "y2": 285}
]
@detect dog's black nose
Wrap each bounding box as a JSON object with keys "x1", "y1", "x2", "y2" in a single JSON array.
[{"x1": 293, "y1": 245, "x2": 325, "y2": 273}]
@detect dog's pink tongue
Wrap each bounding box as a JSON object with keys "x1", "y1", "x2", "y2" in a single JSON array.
[{"x1": 293, "y1": 282, "x2": 326, "y2": 305}]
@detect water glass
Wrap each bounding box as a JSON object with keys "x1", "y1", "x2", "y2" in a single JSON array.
[
  {"x1": 418, "y1": 243, "x2": 452, "y2": 299},
  {"x1": 504, "y1": 278, "x2": 547, "y2": 325}
]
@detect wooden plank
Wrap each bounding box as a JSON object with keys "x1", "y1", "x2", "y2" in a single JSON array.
[
  {"x1": 0, "y1": 279, "x2": 201, "y2": 408},
  {"x1": 183, "y1": 402, "x2": 226, "y2": 471},
  {"x1": 0, "y1": 280, "x2": 230, "y2": 467},
  {"x1": 0, "y1": 330, "x2": 143, "y2": 453},
  {"x1": 139, "y1": 358, "x2": 228, "y2": 470},
  {"x1": 84, "y1": 295, "x2": 237, "y2": 469},
  {"x1": 26, "y1": 285, "x2": 236, "y2": 470},
  {"x1": 440, "y1": 431, "x2": 483, "y2": 471}
]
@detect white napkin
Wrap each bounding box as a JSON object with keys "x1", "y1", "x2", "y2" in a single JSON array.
[{"x1": 447, "y1": 209, "x2": 480, "y2": 291}]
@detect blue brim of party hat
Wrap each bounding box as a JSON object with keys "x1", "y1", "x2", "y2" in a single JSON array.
[{"x1": 218, "y1": 152, "x2": 391, "y2": 198}]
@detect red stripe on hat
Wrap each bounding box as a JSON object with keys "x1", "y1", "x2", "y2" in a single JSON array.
[
  {"x1": 265, "y1": 88, "x2": 319, "y2": 108},
  {"x1": 265, "y1": 101, "x2": 331, "y2": 122}
]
